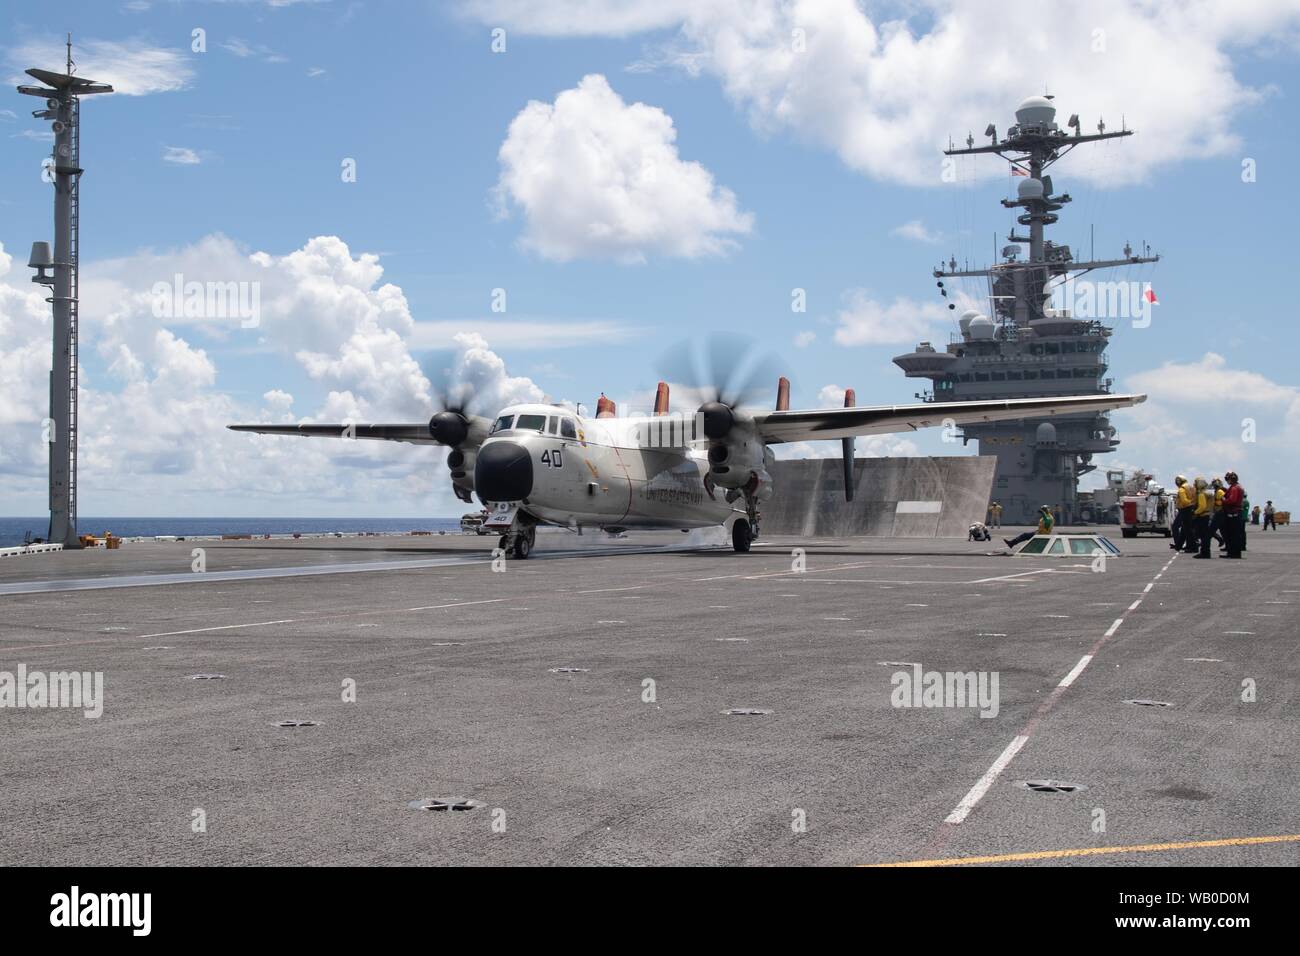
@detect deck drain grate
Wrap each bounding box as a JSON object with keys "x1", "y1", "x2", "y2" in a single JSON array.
[
  {"x1": 1124, "y1": 698, "x2": 1174, "y2": 708},
  {"x1": 723, "y1": 708, "x2": 773, "y2": 716},
  {"x1": 275, "y1": 719, "x2": 320, "y2": 728},
  {"x1": 187, "y1": 673, "x2": 226, "y2": 680},
  {"x1": 1019, "y1": 780, "x2": 1087, "y2": 794},
  {"x1": 548, "y1": 667, "x2": 589, "y2": 674},
  {"x1": 408, "y1": 797, "x2": 484, "y2": 812}
]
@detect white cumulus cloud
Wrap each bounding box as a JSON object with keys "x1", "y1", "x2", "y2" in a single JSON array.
[
  {"x1": 832, "y1": 288, "x2": 971, "y2": 347},
  {"x1": 0, "y1": 236, "x2": 553, "y2": 515},
  {"x1": 493, "y1": 73, "x2": 753, "y2": 262},
  {"x1": 465, "y1": 0, "x2": 1300, "y2": 186}
]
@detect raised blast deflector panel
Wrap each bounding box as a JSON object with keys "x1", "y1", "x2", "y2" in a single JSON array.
[{"x1": 765, "y1": 457, "x2": 996, "y2": 537}]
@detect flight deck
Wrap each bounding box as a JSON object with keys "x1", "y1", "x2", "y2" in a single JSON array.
[{"x1": 1, "y1": 530, "x2": 1296, "y2": 866}]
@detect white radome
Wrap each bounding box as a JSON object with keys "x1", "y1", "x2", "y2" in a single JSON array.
[
  {"x1": 1015, "y1": 95, "x2": 1056, "y2": 126},
  {"x1": 968, "y1": 314, "x2": 995, "y2": 339},
  {"x1": 1017, "y1": 177, "x2": 1045, "y2": 200}
]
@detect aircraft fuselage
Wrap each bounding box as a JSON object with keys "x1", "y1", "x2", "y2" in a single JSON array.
[{"x1": 475, "y1": 404, "x2": 738, "y2": 532}]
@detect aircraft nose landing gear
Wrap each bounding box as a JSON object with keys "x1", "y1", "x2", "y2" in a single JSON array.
[{"x1": 498, "y1": 515, "x2": 537, "y2": 559}]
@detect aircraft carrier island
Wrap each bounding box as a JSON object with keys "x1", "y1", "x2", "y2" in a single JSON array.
[{"x1": 893, "y1": 95, "x2": 1160, "y2": 527}]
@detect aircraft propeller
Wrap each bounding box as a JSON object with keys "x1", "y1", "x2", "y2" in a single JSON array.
[{"x1": 656, "y1": 334, "x2": 780, "y2": 439}]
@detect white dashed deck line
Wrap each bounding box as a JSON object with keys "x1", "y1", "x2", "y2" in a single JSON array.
[
  {"x1": 406, "y1": 599, "x2": 506, "y2": 611},
  {"x1": 136, "y1": 619, "x2": 297, "y2": 640},
  {"x1": 1058, "y1": 655, "x2": 1093, "y2": 688},
  {"x1": 944, "y1": 736, "x2": 1030, "y2": 825}
]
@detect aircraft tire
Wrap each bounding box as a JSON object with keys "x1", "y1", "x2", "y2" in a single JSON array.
[
  {"x1": 513, "y1": 532, "x2": 532, "y2": 560},
  {"x1": 732, "y1": 518, "x2": 752, "y2": 553}
]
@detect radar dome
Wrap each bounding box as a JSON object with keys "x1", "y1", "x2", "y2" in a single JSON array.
[
  {"x1": 1036, "y1": 422, "x2": 1058, "y2": 444},
  {"x1": 1016, "y1": 95, "x2": 1056, "y2": 126},
  {"x1": 959, "y1": 309, "x2": 980, "y2": 334},
  {"x1": 1017, "y1": 177, "x2": 1044, "y2": 200},
  {"x1": 968, "y1": 314, "x2": 995, "y2": 339}
]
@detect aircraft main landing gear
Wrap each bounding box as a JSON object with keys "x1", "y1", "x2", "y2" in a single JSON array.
[
  {"x1": 734, "y1": 486, "x2": 761, "y2": 553},
  {"x1": 732, "y1": 518, "x2": 752, "y2": 553}
]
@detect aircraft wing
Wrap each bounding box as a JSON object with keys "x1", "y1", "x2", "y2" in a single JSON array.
[
  {"x1": 753, "y1": 394, "x2": 1146, "y2": 444},
  {"x1": 228, "y1": 423, "x2": 441, "y2": 445}
]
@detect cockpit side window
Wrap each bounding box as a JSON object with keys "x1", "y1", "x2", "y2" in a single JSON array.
[
  {"x1": 491, "y1": 415, "x2": 514, "y2": 435},
  {"x1": 515, "y1": 414, "x2": 547, "y2": 432},
  {"x1": 545, "y1": 415, "x2": 557, "y2": 435},
  {"x1": 560, "y1": 418, "x2": 577, "y2": 440}
]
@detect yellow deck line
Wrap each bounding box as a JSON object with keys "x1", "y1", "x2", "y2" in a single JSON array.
[{"x1": 867, "y1": 833, "x2": 1300, "y2": 867}]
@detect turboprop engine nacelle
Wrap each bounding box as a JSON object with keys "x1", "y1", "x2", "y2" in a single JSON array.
[
  {"x1": 705, "y1": 430, "x2": 772, "y2": 494},
  {"x1": 446, "y1": 447, "x2": 477, "y2": 502}
]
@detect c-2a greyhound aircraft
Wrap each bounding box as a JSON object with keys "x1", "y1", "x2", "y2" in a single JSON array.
[{"x1": 231, "y1": 352, "x2": 1145, "y2": 558}]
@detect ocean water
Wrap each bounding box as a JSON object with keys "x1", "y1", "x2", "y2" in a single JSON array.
[{"x1": 0, "y1": 516, "x2": 463, "y2": 548}]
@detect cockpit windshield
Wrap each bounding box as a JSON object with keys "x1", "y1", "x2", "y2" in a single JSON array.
[
  {"x1": 514, "y1": 414, "x2": 547, "y2": 432},
  {"x1": 490, "y1": 415, "x2": 514, "y2": 435}
]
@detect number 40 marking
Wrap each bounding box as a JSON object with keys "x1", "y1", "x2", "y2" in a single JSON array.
[{"x1": 541, "y1": 449, "x2": 564, "y2": 469}]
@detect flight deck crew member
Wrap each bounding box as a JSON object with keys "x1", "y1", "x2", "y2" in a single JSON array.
[
  {"x1": 988, "y1": 501, "x2": 1003, "y2": 528},
  {"x1": 1210, "y1": 478, "x2": 1227, "y2": 549},
  {"x1": 1004, "y1": 505, "x2": 1054, "y2": 549},
  {"x1": 1240, "y1": 490, "x2": 1249, "y2": 551},
  {"x1": 1222, "y1": 471, "x2": 1245, "y2": 559},
  {"x1": 1192, "y1": 477, "x2": 1214, "y2": 559},
  {"x1": 1171, "y1": 475, "x2": 1193, "y2": 551},
  {"x1": 1263, "y1": 501, "x2": 1277, "y2": 530},
  {"x1": 1251, "y1": 505, "x2": 1261, "y2": 525}
]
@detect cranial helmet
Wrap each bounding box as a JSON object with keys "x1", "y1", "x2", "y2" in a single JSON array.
[{"x1": 1174, "y1": 475, "x2": 1187, "y2": 485}]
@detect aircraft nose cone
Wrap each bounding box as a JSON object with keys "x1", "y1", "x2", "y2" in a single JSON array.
[{"x1": 475, "y1": 441, "x2": 533, "y2": 501}]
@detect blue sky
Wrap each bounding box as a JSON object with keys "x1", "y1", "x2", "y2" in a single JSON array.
[{"x1": 2, "y1": 1, "x2": 1298, "y2": 517}]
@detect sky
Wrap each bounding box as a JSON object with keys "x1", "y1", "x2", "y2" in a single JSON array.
[{"x1": 2, "y1": 0, "x2": 1298, "y2": 518}]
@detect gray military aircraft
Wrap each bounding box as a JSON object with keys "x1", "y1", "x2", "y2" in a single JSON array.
[{"x1": 230, "y1": 353, "x2": 1144, "y2": 557}]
